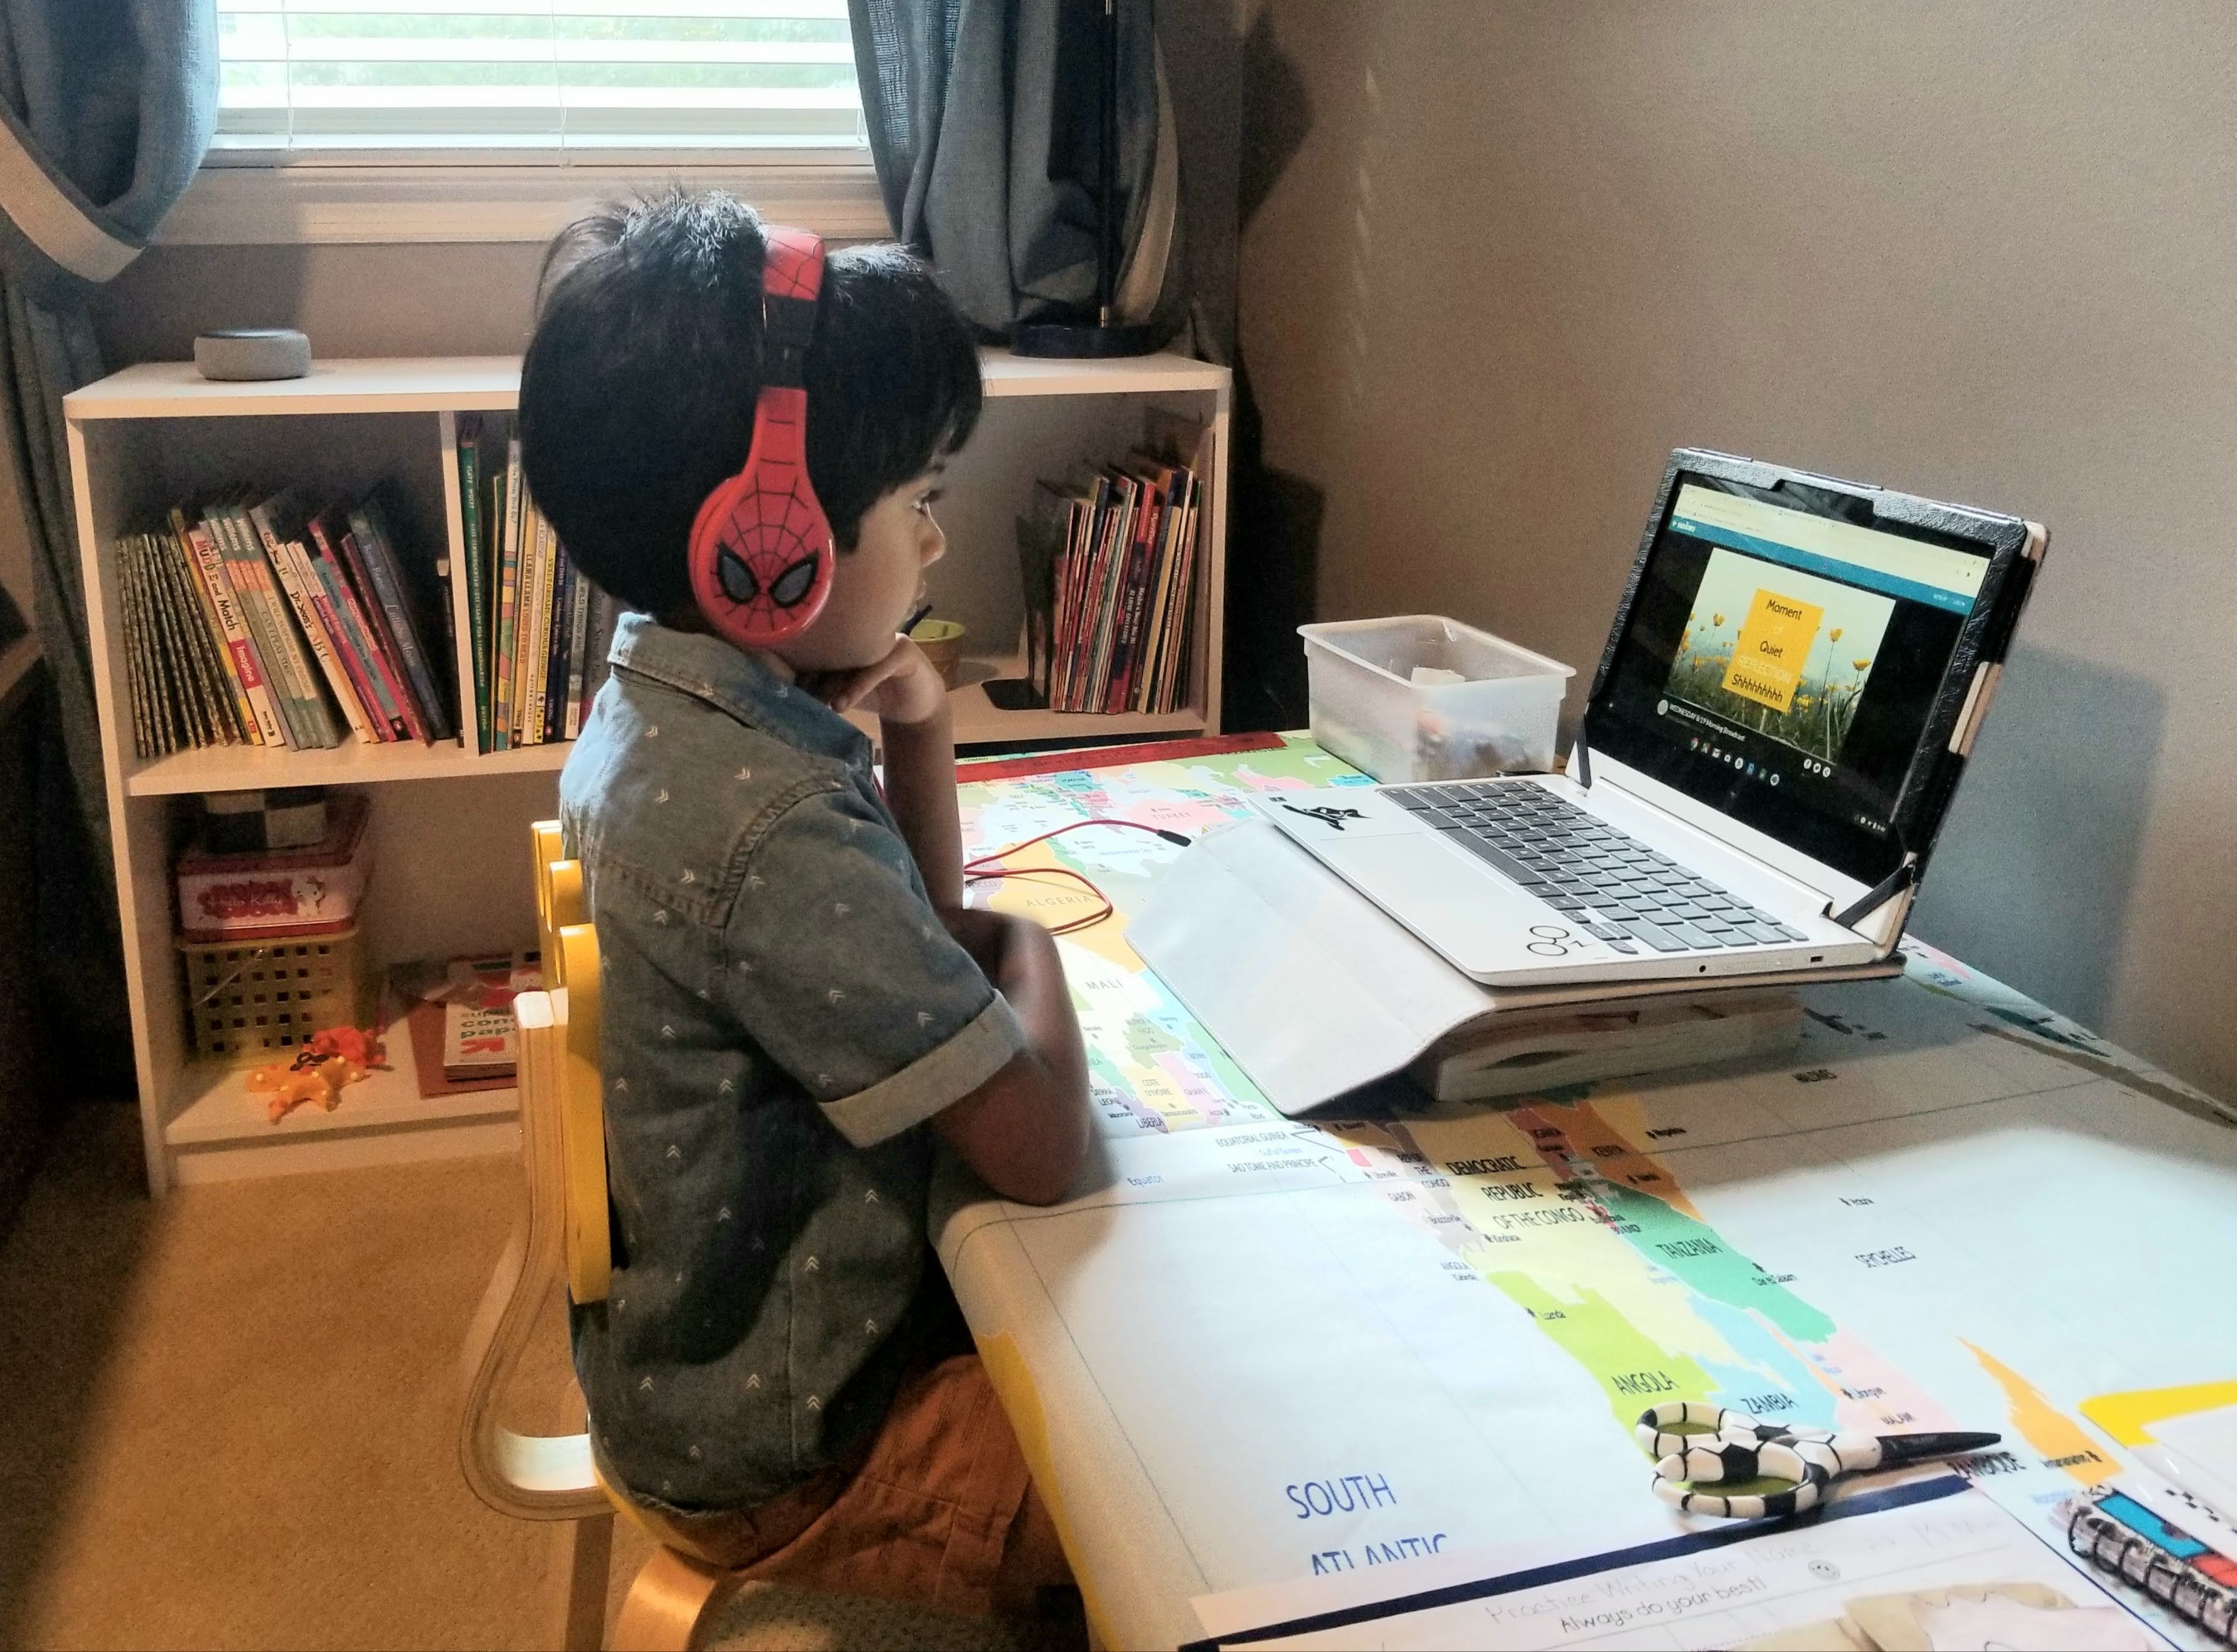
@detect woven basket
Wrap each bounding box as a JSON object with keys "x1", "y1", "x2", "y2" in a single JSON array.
[{"x1": 180, "y1": 924, "x2": 371, "y2": 1065}]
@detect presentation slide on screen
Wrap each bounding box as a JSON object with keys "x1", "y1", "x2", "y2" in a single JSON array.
[{"x1": 1665, "y1": 546, "x2": 1895, "y2": 765}]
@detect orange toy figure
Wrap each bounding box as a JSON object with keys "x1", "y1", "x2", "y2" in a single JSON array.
[
  {"x1": 308, "y1": 1025, "x2": 385, "y2": 1070},
  {"x1": 249, "y1": 1039, "x2": 375, "y2": 1125},
  {"x1": 249, "y1": 1062, "x2": 339, "y2": 1124}
]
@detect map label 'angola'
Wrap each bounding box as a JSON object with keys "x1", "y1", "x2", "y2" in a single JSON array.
[{"x1": 1612, "y1": 1370, "x2": 1681, "y2": 1397}]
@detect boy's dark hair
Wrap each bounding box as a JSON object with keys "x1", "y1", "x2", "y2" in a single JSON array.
[{"x1": 521, "y1": 190, "x2": 981, "y2": 617}]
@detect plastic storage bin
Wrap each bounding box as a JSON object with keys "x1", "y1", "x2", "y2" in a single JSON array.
[
  {"x1": 180, "y1": 923, "x2": 372, "y2": 1065},
  {"x1": 1301, "y1": 615, "x2": 1575, "y2": 783}
]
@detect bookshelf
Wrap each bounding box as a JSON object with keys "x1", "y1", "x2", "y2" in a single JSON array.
[{"x1": 67, "y1": 351, "x2": 1230, "y2": 1193}]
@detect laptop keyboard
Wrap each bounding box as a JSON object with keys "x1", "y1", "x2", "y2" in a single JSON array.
[{"x1": 1380, "y1": 781, "x2": 1810, "y2": 955}]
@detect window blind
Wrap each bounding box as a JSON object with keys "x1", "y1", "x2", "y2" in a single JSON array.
[{"x1": 216, "y1": 1, "x2": 865, "y2": 151}]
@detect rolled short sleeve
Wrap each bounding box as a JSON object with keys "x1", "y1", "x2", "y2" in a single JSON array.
[{"x1": 722, "y1": 789, "x2": 1025, "y2": 1147}]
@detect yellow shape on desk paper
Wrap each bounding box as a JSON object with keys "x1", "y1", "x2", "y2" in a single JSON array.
[{"x1": 1967, "y1": 1340, "x2": 2118, "y2": 1486}]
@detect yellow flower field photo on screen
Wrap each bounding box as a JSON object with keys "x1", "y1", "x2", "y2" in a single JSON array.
[{"x1": 1666, "y1": 546, "x2": 1895, "y2": 763}]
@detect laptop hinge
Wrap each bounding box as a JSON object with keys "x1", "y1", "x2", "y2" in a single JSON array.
[
  {"x1": 1582, "y1": 750, "x2": 1872, "y2": 923},
  {"x1": 1832, "y1": 856, "x2": 1916, "y2": 929},
  {"x1": 1569, "y1": 733, "x2": 1592, "y2": 789}
]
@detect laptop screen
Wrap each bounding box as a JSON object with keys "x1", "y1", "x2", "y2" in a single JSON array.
[{"x1": 1588, "y1": 471, "x2": 1993, "y2": 882}]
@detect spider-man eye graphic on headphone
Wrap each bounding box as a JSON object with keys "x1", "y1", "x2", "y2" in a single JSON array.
[
  {"x1": 711, "y1": 463, "x2": 827, "y2": 622},
  {"x1": 718, "y1": 545, "x2": 821, "y2": 606}
]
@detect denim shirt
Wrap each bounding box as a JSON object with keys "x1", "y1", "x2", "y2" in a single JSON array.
[{"x1": 558, "y1": 613, "x2": 1024, "y2": 1511}]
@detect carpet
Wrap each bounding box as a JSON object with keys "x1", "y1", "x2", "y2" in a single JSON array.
[{"x1": 0, "y1": 1103, "x2": 1069, "y2": 1652}]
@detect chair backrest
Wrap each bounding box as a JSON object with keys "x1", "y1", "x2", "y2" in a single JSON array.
[
  {"x1": 556, "y1": 918, "x2": 611, "y2": 1304},
  {"x1": 533, "y1": 819, "x2": 612, "y2": 1304},
  {"x1": 456, "y1": 820, "x2": 615, "y2": 1521}
]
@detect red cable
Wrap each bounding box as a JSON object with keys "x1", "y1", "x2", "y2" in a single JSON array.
[{"x1": 962, "y1": 818, "x2": 1190, "y2": 936}]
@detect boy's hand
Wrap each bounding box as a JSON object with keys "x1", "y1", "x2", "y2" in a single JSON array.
[
  {"x1": 928, "y1": 908, "x2": 1091, "y2": 1207},
  {"x1": 811, "y1": 635, "x2": 947, "y2": 727},
  {"x1": 935, "y1": 905, "x2": 1008, "y2": 969}
]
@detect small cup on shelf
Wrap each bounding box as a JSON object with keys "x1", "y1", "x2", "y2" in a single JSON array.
[{"x1": 908, "y1": 617, "x2": 967, "y2": 688}]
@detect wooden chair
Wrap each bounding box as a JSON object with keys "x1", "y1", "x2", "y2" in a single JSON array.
[{"x1": 459, "y1": 822, "x2": 740, "y2": 1650}]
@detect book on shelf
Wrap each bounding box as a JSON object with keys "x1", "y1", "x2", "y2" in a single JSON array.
[
  {"x1": 254, "y1": 489, "x2": 377, "y2": 746},
  {"x1": 391, "y1": 952, "x2": 542, "y2": 1094},
  {"x1": 432, "y1": 554, "x2": 457, "y2": 704},
  {"x1": 1011, "y1": 411, "x2": 1207, "y2": 716},
  {"x1": 347, "y1": 489, "x2": 456, "y2": 743},
  {"x1": 309, "y1": 507, "x2": 420, "y2": 743},
  {"x1": 213, "y1": 495, "x2": 330, "y2": 749},
  {"x1": 113, "y1": 486, "x2": 456, "y2": 760},
  {"x1": 303, "y1": 507, "x2": 410, "y2": 741},
  {"x1": 453, "y1": 417, "x2": 616, "y2": 755},
  {"x1": 446, "y1": 1000, "x2": 519, "y2": 1081},
  {"x1": 119, "y1": 525, "x2": 250, "y2": 758},
  {"x1": 490, "y1": 436, "x2": 524, "y2": 750},
  {"x1": 562, "y1": 542, "x2": 592, "y2": 740},
  {"x1": 518, "y1": 502, "x2": 554, "y2": 747},
  {"x1": 456, "y1": 418, "x2": 494, "y2": 753},
  {"x1": 118, "y1": 531, "x2": 215, "y2": 757},
  {"x1": 167, "y1": 510, "x2": 262, "y2": 743}
]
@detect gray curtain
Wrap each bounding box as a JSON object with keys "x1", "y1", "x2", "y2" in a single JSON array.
[
  {"x1": 850, "y1": 0, "x2": 1186, "y2": 342},
  {"x1": 0, "y1": 1, "x2": 218, "y2": 1054}
]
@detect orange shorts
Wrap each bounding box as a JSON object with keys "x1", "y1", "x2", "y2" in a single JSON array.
[{"x1": 613, "y1": 1352, "x2": 1070, "y2": 1618}]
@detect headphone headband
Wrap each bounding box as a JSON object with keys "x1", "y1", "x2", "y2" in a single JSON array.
[{"x1": 685, "y1": 225, "x2": 836, "y2": 651}]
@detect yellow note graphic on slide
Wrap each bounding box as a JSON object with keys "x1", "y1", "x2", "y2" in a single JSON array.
[{"x1": 1723, "y1": 588, "x2": 1823, "y2": 712}]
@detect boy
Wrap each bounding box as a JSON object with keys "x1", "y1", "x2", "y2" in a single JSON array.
[{"x1": 522, "y1": 191, "x2": 1091, "y2": 1614}]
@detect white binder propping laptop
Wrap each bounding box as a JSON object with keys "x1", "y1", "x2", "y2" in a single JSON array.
[
  {"x1": 1134, "y1": 447, "x2": 2043, "y2": 1114},
  {"x1": 1131, "y1": 819, "x2": 1896, "y2": 1113}
]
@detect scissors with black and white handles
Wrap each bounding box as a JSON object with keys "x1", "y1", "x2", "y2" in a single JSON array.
[{"x1": 1636, "y1": 1401, "x2": 2002, "y2": 1518}]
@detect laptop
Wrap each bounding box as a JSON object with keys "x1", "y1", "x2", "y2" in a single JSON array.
[{"x1": 1258, "y1": 448, "x2": 2045, "y2": 987}]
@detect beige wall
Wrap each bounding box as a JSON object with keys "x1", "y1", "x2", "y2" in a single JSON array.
[
  {"x1": 96, "y1": 242, "x2": 549, "y2": 363},
  {"x1": 1240, "y1": 2, "x2": 2237, "y2": 1096}
]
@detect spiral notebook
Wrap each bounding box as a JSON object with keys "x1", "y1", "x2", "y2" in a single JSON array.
[{"x1": 2065, "y1": 1485, "x2": 2237, "y2": 1646}]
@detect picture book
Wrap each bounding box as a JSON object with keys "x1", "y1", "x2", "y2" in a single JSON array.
[
  {"x1": 1011, "y1": 412, "x2": 1203, "y2": 716},
  {"x1": 456, "y1": 417, "x2": 493, "y2": 751},
  {"x1": 115, "y1": 484, "x2": 459, "y2": 760}
]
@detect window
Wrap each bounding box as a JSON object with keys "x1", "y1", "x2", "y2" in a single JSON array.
[{"x1": 215, "y1": 2, "x2": 867, "y2": 153}]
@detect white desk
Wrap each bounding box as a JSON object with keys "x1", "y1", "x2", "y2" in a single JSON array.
[{"x1": 937, "y1": 738, "x2": 2237, "y2": 1650}]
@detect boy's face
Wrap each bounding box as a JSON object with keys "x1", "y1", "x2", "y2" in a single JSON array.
[{"x1": 772, "y1": 468, "x2": 948, "y2": 673}]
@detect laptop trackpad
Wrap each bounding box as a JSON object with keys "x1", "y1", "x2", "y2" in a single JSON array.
[{"x1": 1319, "y1": 834, "x2": 1552, "y2": 950}]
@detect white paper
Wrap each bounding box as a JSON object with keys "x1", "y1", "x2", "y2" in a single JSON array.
[
  {"x1": 1190, "y1": 1481, "x2": 2165, "y2": 1651},
  {"x1": 1128, "y1": 820, "x2": 1494, "y2": 1110},
  {"x1": 2146, "y1": 1405, "x2": 2237, "y2": 1508}
]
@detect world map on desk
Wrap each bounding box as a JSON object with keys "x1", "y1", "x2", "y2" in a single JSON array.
[
  {"x1": 957, "y1": 734, "x2": 1365, "y2": 1137},
  {"x1": 1327, "y1": 1103, "x2": 1938, "y2": 1442},
  {"x1": 940, "y1": 739, "x2": 2237, "y2": 1648}
]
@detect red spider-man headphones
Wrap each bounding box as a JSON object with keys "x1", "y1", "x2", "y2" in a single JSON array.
[{"x1": 687, "y1": 225, "x2": 835, "y2": 649}]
